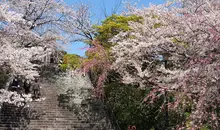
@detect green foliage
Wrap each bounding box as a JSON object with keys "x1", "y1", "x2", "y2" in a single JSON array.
[
  {"x1": 201, "y1": 125, "x2": 211, "y2": 130},
  {"x1": 93, "y1": 14, "x2": 142, "y2": 48},
  {"x1": 59, "y1": 64, "x2": 68, "y2": 71},
  {"x1": 171, "y1": 38, "x2": 189, "y2": 48},
  {"x1": 153, "y1": 23, "x2": 162, "y2": 29},
  {"x1": 60, "y1": 54, "x2": 82, "y2": 71},
  {"x1": 104, "y1": 82, "x2": 163, "y2": 130}
]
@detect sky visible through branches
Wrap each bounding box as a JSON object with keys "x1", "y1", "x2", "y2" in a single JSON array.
[{"x1": 63, "y1": 0, "x2": 165, "y2": 56}]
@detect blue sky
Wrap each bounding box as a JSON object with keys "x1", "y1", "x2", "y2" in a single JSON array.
[{"x1": 64, "y1": 0, "x2": 165, "y2": 56}]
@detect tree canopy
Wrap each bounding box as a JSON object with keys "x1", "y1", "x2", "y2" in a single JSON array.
[
  {"x1": 60, "y1": 54, "x2": 82, "y2": 71},
  {"x1": 93, "y1": 14, "x2": 142, "y2": 48}
]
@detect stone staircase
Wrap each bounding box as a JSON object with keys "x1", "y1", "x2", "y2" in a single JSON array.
[{"x1": 0, "y1": 81, "x2": 114, "y2": 130}]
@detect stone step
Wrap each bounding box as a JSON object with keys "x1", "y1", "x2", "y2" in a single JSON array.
[
  {"x1": 29, "y1": 120, "x2": 77, "y2": 125},
  {"x1": 0, "y1": 127, "x2": 109, "y2": 130},
  {"x1": 27, "y1": 128, "x2": 109, "y2": 130},
  {"x1": 29, "y1": 118, "x2": 82, "y2": 122},
  {"x1": 0, "y1": 127, "x2": 22, "y2": 130},
  {"x1": 0, "y1": 124, "x2": 27, "y2": 128},
  {"x1": 28, "y1": 123, "x2": 90, "y2": 128}
]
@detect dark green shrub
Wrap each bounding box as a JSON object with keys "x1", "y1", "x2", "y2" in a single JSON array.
[
  {"x1": 104, "y1": 82, "x2": 163, "y2": 130},
  {"x1": 104, "y1": 82, "x2": 187, "y2": 130}
]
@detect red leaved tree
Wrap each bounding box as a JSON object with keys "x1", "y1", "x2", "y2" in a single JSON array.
[{"x1": 82, "y1": 40, "x2": 112, "y2": 98}]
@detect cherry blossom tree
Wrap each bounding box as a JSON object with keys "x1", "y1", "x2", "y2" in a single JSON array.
[
  {"x1": 111, "y1": 1, "x2": 220, "y2": 129},
  {"x1": 82, "y1": 40, "x2": 111, "y2": 98},
  {"x1": 0, "y1": 0, "x2": 93, "y2": 106},
  {"x1": 0, "y1": 0, "x2": 94, "y2": 79},
  {"x1": 0, "y1": 3, "x2": 41, "y2": 79}
]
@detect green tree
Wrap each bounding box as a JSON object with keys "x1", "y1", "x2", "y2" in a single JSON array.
[
  {"x1": 93, "y1": 14, "x2": 142, "y2": 48},
  {"x1": 60, "y1": 54, "x2": 82, "y2": 71}
]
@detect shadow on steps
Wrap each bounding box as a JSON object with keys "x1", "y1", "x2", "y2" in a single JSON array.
[{"x1": 0, "y1": 103, "x2": 42, "y2": 130}]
